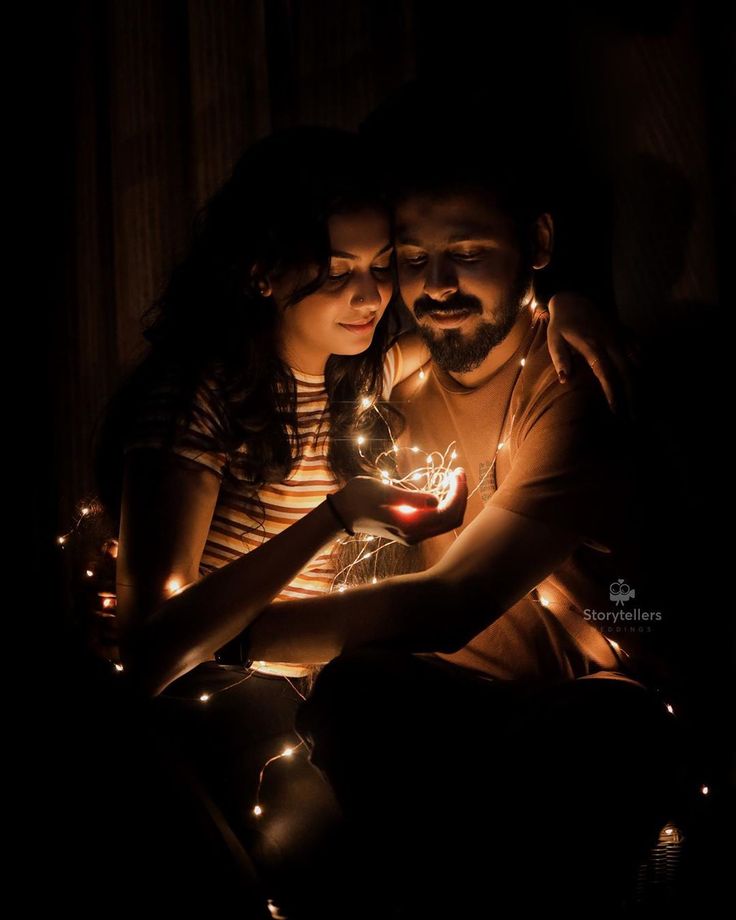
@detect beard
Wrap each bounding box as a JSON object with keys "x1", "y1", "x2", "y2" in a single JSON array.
[{"x1": 412, "y1": 269, "x2": 532, "y2": 374}]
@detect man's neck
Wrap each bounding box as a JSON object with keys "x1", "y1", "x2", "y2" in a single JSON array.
[{"x1": 443, "y1": 307, "x2": 533, "y2": 389}]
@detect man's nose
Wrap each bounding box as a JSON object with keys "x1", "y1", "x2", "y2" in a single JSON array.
[{"x1": 423, "y1": 256, "x2": 458, "y2": 301}]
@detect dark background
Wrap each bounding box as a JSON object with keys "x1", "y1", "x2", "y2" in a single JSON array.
[{"x1": 21, "y1": 0, "x2": 733, "y2": 912}]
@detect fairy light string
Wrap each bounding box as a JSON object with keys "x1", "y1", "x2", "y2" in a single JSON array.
[{"x1": 58, "y1": 313, "x2": 693, "y2": 828}]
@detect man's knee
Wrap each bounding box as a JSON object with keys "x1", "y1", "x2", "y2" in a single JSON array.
[{"x1": 295, "y1": 647, "x2": 411, "y2": 744}]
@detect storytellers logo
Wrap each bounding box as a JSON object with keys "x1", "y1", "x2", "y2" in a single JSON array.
[{"x1": 584, "y1": 579, "x2": 663, "y2": 634}]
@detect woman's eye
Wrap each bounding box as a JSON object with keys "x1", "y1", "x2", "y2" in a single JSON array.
[
  {"x1": 452, "y1": 251, "x2": 481, "y2": 261},
  {"x1": 402, "y1": 255, "x2": 427, "y2": 267},
  {"x1": 328, "y1": 271, "x2": 350, "y2": 281},
  {"x1": 371, "y1": 264, "x2": 392, "y2": 275}
]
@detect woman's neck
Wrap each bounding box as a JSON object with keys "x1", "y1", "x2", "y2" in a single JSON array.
[{"x1": 278, "y1": 338, "x2": 329, "y2": 376}]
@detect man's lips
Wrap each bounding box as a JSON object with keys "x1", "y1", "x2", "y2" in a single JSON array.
[
  {"x1": 339, "y1": 316, "x2": 377, "y2": 335},
  {"x1": 424, "y1": 310, "x2": 475, "y2": 329}
]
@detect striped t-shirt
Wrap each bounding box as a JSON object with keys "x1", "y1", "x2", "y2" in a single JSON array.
[{"x1": 123, "y1": 344, "x2": 403, "y2": 604}]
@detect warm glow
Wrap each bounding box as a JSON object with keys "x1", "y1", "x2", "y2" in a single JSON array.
[
  {"x1": 520, "y1": 358, "x2": 526, "y2": 367},
  {"x1": 539, "y1": 596, "x2": 550, "y2": 608},
  {"x1": 85, "y1": 569, "x2": 94, "y2": 578},
  {"x1": 418, "y1": 369, "x2": 426, "y2": 380},
  {"x1": 666, "y1": 703, "x2": 674, "y2": 715},
  {"x1": 437, "y1": 468, "x2": 462, "y2": 512},
  {"x1": 80, "y1": 507, "x2": 90, "y2": 516},
  {"x1": 395, "y1": 504, "x2": 419, "y2": 515},
  {"x1": 166, "y1": 577, "x2": 183, "y2": 596},
  {"x1": 282, "y1": 747, "x2": 294, "y2": 758},
  {"x1": 609, "y1": 640, "x2": 620, "y2": 651},
  {"x1": 664, "y1": 826, "x2": 674, "y2": 836},
  {"x1": 253, "y1": 805, "x2": 263, "y2": 816},
  {"x1": 361, "y1": 397, "x2": 371, "y2": 409},
  {"x1": 498, "y1": 441, "x2": 505, "y2": 450},
  {"x1": 114, "y1": 663, "x2": 124, "y2": 672},
  {"x1": 356, "y1": 435, "x2": 365, "y2": 445},
  {"x1": 199, "y1": 693, "x2": 210, "y2": 703},
  {"x1": 701, "y1": 785, "x2": 709, "y2": 796},
  {"x1": 57, "y1": 536, "x2": 66, "y2": 545}
]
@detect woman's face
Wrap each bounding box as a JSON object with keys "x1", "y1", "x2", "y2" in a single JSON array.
[{"x1": 270, "y1": 207, "x2": 394, "y2": 374}]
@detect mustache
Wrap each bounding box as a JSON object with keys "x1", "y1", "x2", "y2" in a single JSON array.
[{"x1": 413, "y1": 293, "x2": 483, "y2": 320}]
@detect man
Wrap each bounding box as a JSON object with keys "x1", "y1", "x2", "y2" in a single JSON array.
[{"x1": 241, "y1": 118, "x2": 680, "y2": 917}]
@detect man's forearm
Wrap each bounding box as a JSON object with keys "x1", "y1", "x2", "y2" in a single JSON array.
[{"x1": 247, "y1": 569, "x2": 492, "y2": 664}]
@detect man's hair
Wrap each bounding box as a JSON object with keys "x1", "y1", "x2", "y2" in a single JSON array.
[{"x1": 361, "y1": 79, "x2": 554, "y2": 259}]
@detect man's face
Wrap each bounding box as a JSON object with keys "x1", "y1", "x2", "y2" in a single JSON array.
[{"x1": 395, "y1": 191, "x2": 535, "y2": 373}]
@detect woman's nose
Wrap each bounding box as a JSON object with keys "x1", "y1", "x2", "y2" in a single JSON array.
[{"x1": 350, "y1": 276, "x2": 382, "y2": 309}]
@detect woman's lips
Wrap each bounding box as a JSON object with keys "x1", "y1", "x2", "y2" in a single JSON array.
[
  {"x1": 339, "y1": 316, "x2": 377, "y2": 335},
  {"x1": 427, "y1": 310, "x2": 473, "y2": 329}
]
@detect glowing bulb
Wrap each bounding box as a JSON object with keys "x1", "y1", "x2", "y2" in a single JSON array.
[
  {"x1": 166, "y1": 577, "x2": 183, "y2": 595},
  {"x1": 609, "y1": 639, "x2": 620, "y2": 651},
  {"x1": 701, "y1": 785, "x2": 709, "y2": 796},
  {"x1": 411, "y1": 446, "x2": 419, "y2": 453},
  {"x1": 100, "y1": 595, "x2": 115, "y2": 609},
  {"x1": 520, "y1": 358, "x2": 526, "y2": 367},
  {"x1": 497, "y1": 441, "x2": 505, "y2": 450},
  {"x1": 199, "y1": 693, "x2": 210, "y2": 703},
  {"x1": 85, "y1": 569, "x2": 94, "y2": 578},
  {"x1": 419, "y1": 369, "x2": 426, "y2": 381},
  {"x1": 338, "y1": 585, "x2": 347, "y2": 593},
  {"x1": 395, "y1": 504, "x2": 419, "y2": 515},
  {"x1": 451, "y1": 451, "x2": 457, "y2": 460},
  {"x1": 80, "y1": 507, "x2": 90, "y2": 516},
  {"x1": 393, "y1": 445, "x2": 399, "y2": 454},
  {"x1": 412, "y1": 473, "x2": 421, "y2": 481},
  {"x1": 539, "y1": 596, "x2": 550, "y2": 608},
  {"x1": 282, "y1": 747, "x2": 294, "y2": 758},
  {"x1": 372, "y1": 577, "x2": 378, "y2": 584},
  {"x1": 665, "y1": 703, "x2": 674, "y2": 715},
  {"x1": 361, "y1": 397, "x2": 371, "y2": 409},
  {"x1": 426, "y1": 456, "x2": 433, "y2": 465},
  {"x1": 114, "y1": 663, "x2": 124, "y2": 672},
  {"x1": 664, "y1": 826, "x2": 674, "y2": 836},
  {"x1": 57, "y1": 536, "x2": 66, "y2": 546},
  {"x1": 380, "y1": 472, "x2": 390, "y2": 482},
  {"x1": 253, "y1": 805, "x2": 263, "y2": 817}
]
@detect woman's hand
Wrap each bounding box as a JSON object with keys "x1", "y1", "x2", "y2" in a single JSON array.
[
  {"x1": 330, "y1": 469, "x2": 468, "y2": 546},
  {"x1": 546, "y1": 292, "x2": 641, "y2": 418}
]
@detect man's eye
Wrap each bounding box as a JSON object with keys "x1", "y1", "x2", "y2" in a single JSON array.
[
  {"x1": 452, "y1": 251, "x2": 481, "y2": 261},
  {"x1": 371, "y1": 264, "x2": 392, "y2": 274},
  {"x1": 401, "y1": 255, "x2": 427, "y2": 266}
]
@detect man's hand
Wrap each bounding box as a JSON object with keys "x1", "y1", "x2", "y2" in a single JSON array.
[
  {"x1": 546, "y1": 292, "x2": 640, "y2": 418},
  {"x1": 331, "y1": 469, "x2": 468, "y2": 546}
]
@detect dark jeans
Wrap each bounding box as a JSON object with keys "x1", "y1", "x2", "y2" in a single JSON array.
[
  {"x1": 296, "y1": 649, "x2": 685, "y2": 919},
  {"x1": 148, "y1": 662, "x2": 347, "y2": 915}
]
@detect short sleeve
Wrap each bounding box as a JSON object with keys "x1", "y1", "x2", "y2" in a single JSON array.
[
  {"x1": 491, "y1": 377, "x2": 630, "y2": 550},
  {"x1": 381, "y1": 341, "x2": 404, "y2": 399},
  {"x1": 123, "y1": 366, "x2": 230, "y2": 477}
]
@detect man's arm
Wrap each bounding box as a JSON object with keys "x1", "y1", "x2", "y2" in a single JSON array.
[{"x1": 247, "y1": 505, "x2": 581, "y2": 664}]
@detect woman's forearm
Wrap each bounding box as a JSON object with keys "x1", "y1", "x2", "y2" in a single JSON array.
[{"x1": 123, "y1": 501, "x2": 342, "y2": 696}]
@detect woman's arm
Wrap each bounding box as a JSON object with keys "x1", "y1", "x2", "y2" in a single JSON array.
[{"x1": 117, "y1": 451, "x2": 466, "y2": 698}]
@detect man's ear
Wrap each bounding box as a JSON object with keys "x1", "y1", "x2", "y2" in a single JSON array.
[
  {"x1": 249, "y1": 263, "x2": 273, "y2": 297},
  {"x1": 532, "y1": 212, "x2": 554, "y2": 270}
]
